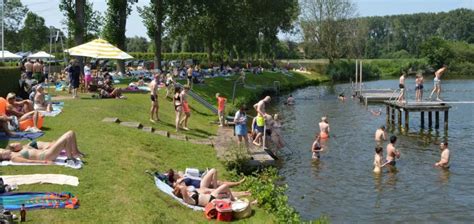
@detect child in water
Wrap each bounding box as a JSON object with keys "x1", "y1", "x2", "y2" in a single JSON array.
[
  {"x1": 311, "y1": 134, "x2": 324, "y2": 159},
  {"x1": 373, "y1": 146, "x2": 385, "y2": 173}
]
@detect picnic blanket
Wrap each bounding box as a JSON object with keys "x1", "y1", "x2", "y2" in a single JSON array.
[
  {"x1": 0, "y1": 155, "x2": 82, "y2": 169},
  {"x1": 39, "y1": 103, "x2": 64, "y2": 117},
  {"x1": 0, "y1": 132, "x2": 44, "y2": 141},
  {"x1": 1, "y1": 174, "x2": 79, "y2": 187},
  {"x1": 0, "y1": 192, "x2": 79, "y2": 210},
  {"x1": 154, "y1": 176, "x2": 204, "y2": 211}
]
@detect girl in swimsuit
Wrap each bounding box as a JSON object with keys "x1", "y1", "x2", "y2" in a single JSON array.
[
  {"x1": 373, "y1": 146, "x2": 384, "y2": 173},
  {"x1": 319, "y1": 117, "x2": 330, "y2": 139},
  {"x1": 0, "y1": 130, "x2": 85, "y2": 165},
  {"x1": 173, "y1": 86, "x2": 183, "y2": 132},
  {"x1": 311, "y1": 134, "x2": 324, "y2": 159},
  {"x1": 179, "y1": 86, "x2": 191, "y2": 131}
]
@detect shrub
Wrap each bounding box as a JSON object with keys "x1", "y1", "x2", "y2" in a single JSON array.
[
  {"x1": 0, "y1": 67, "x2": 21, "y2": 97},
  {"x1": 326, "y1": 60, "x2": 380, "y2": 82}
]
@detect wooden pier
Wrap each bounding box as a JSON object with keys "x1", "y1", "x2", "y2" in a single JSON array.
[
  {"x1": 384, "y1": 101, "x2": 451, "y2": 130},
  {"x1": 357, "y1": 89, "x2": 397, "y2": 106}
]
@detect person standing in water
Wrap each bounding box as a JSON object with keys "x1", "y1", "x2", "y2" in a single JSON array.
[
  {"x1": 286, "y1": 95, "x2": 295, "y2": 105},
  {"x1": 254, "y1": 96, "x2": 271, "y2": 117},
  {"x1": 319, "y1": 117, "x2": 330, "y2": 139},
  {"x1": 435, "y1": 142, "x2": 450, "y2": 168},
  {"x1": 149, "y1": 74, "x2": 160, "y2": 123},
  {"x1": 429, "y1": 65, "x2": 448, "y2": 101},
  {"x1": 373, "y1": 146, "x2": 385, "y2": 173},
  {"x1": 311, "y1": 134, "x2": 324, "y2": 159},
  {"x1": 375, "y1": 125, "x2": 387, "y2": 146},
  {"x1": 386, "y1": 136, "x2": 401, "y2": 170},
  {"x1": 415, "y1": 73, "x2": 424, "y2": 102}
]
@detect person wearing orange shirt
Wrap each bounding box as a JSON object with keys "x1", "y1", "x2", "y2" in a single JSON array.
[{"x1": 216, "y1": 93, "x2": 227, "y2": 127}]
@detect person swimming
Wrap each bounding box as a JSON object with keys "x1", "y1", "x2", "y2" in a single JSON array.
[
  {"x1": 375, "y1": 125, "x2": 387, "y2": 145},
  {"x1": 319, "y1": 117, "x2": 330, "y2": 139},
  {"x1": 370, "y1": 108, "x2": 382, "y2": 116},
  {"x1": 338, "y1": 93, "x2": 346, "y2": 101},
  {"x1": 435, "y1": 142, "x2": 450, "y2": 169},
  {"x1": 287, "y1": 95, "x2": 295, "y2": 105}
]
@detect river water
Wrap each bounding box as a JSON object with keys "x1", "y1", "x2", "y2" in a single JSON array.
[{"x1": 273, "y1": 79, "x2": 474, "y2": 223}]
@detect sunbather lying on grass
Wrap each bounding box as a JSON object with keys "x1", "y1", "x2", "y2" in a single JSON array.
[
  {"x1": 172, "y1": 168, "x2": 245, "y2": 191},
  {"x1": 0, "y1": 130, "x2": 84, "y2": 167},
  {"x1": 173, "y1": 183, "x2": 240, "y2": 207}
]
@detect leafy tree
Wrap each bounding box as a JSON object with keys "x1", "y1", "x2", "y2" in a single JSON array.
[
  {"x1": 59, "y1": 0, "x2": 103, "y2": 46},
  {"x1": 19, "y1": 12, "x2": 49, "y2": 51},
  {"x1": 2, "y1": 0, "x2": 28, "y2": 52},
  {"x1": 421, "y1": 37, "x2": 454, "y2": 67},
  {"x1": 300, "y1": 0, "x2": 358, "y2": 63},
  {"x1": 126, "y1": 36, "x2": 149, "y2": 52}
]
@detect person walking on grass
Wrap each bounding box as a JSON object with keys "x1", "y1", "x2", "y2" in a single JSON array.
[
  {"x1": 67, "y1": 59, "x2": 81, "y2": 99},
  {"x1": 234, "y1": 105, "x2": 249, "y2": 149},
  {"x1": 429, "y1": 65, "x2": 448, "y2": 101},
  {"x1": 179, "y1": 85, "x2": 191, "y2": 131},
  {"x1": 216, "y1": 93, "x2": 227, "y2": 127},
  {"x1": 149, "y1": 74, "x2": 160, "y2": 123},
  {"x1": 173, "y1": 86, "x2": 183, "y2": 132}
]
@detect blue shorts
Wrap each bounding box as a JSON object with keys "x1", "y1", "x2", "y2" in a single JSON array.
[
  {"x1": 235, "y1": 124, "x2": 247, "y2": 136},
  {"x1": 255, "y1": 125, "x2": 264, "y2": 133}
]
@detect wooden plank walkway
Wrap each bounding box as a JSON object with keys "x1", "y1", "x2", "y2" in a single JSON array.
[
  {"x1": 358, "y1": 89, "x2": 397, "y2": 105},
  {"x1": 383, "y1": 101, "x2": 451, "y2": 130},
  {"x1": 214, "y1": 127, "x2": 275, "y2": 167}
]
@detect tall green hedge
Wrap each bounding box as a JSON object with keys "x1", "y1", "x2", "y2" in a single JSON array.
[
  {"x1": 0, "y1": 67, "x2": 20, "y2": 97},
  {"x1": 129, "y1": 52, "x2": 209, "y2": 62}
]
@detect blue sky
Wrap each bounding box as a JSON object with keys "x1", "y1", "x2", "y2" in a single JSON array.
[{"x1": 22, "y1": 0, "x2": 474, "y2": 38}]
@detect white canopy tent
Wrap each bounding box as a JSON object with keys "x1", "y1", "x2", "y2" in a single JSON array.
[
  {"x1": 0, "y1": 50, "x2": 21, "y2": 60},
  {"x1": 27, "y1": 51, "x2": 55, "y2": 59}
]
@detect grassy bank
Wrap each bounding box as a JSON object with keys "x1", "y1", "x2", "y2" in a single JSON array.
[
  {"x1": 0, "y1": 71, "x2": 327, "y2": 223},
  {"x1": 191, "y1": 71, "x2": 329, "y2": 112}
]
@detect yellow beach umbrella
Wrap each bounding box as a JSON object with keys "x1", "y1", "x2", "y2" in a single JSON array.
[{"x1": 65, "y1": 38, "x2": 133, "y2": 59}]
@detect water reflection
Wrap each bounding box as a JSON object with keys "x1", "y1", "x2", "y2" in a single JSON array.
[{"x1": 438, "y1": 168, "x2": 451, "y2": 185}]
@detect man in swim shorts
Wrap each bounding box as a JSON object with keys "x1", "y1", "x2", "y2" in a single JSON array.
[
  {"x1": 386, "y1": 135, "x2": 401, "y2": 170},
  {"x1": 435, "y1": 142, "x2": 450, "y2": 168},
  {"x1": 149, "y1": 74, "x2": 160, "y2": 122},
  {"x1": 397, "y1": 72, "x2": 406, "y2": 103},
  {"x1": 429, "y1": 65, "x2": 447, "y2": 101},
  {"x1": 253, "y1": 96, "x2": 271, "y2": 117}
]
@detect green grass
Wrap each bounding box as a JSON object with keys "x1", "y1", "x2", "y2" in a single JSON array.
[
  {"x1": 191, "y1": 71, "x2": 329, "y2": 112},
  {"x1": 0, "y1": 83, "x2": 275, "y2": 223},
  {"x1": 0, "y1": 71, "x2": 327, "y2": 223}
]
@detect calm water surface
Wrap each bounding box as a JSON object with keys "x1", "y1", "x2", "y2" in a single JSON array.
[{"x1": 273, "y1": 79, "x2": 474, "y2": 223}]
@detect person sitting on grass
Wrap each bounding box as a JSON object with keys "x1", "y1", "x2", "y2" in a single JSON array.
[
  {"x1": 0, "y1": 130, "x2": 85, "y2": 168},
  {"x1": 33, "y1": 85, "x2": 53, "y2": 112},
  {"x1": 99, "y1": 79, "x2": 125, "y2": 99},
  {"x1": 5, "y1": 96, "x2": 43, "y2": 133},
  {"x1": 6, "y1": 93, "x2": 33, "y2": 114}
]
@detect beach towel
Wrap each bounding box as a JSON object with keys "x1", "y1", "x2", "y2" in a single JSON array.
[
  {"x1": 1, "y1": 174, "x2": 79, "y2": 187},
  {"x1": 39, "y1": 104, "x2": 63, "y2": 117},
  {"x1": 0, "y1": 192, "x2": 79, "y2": 210},
  {"x1": 0, "y1": 132, "x2": 44, "y2": 141},
  {"x1": 154, "y1": 177, "x2": 204, "y2": 211},
  {"x1": 0, "y1": 156, "x2": 82, "y2": 169}
]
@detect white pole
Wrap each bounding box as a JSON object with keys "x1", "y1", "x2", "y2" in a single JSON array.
[
  {"x1": 360, "y1": 60, "x2": 363, "y2": 92},
  {"x1": 355, "y1": 60, "x2": 358, "y2": 91},
  {"x1": 1, "y1": 0, "x2": 4, "y2": 62}
]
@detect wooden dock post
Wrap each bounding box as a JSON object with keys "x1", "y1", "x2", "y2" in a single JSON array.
[
  {"x1": 391, "y1": 108, "x2": 395, "y2": 126},
  {"x1": 397, "y1": 109, "x2": 402, "y2": 127},
  {"x1": 435, "y1": 111, "x2": 440, "y2": 129},
  {"x1": 444, "y1": 111, "x2": 449, "y2": 129},
  {"x1": 428, "y1": 112, "x2": 432, "y2": 128},
  {"x1": 386, "y1": 105, "x2": 390, "y2": 124},
  {"x1": 421, "y1": 112, "x2": 425, "y2": 128},
  {"x1": 404, "y1": 110, "x2": 409, "y2": 130}
]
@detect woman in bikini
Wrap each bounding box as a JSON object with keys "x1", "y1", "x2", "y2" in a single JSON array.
[
  {"x1": 173, "y1": 168, "x2": 245, "y2": 191},
  {"x1": 179, "y1": 85, "x2": 191, "y2": 131},
  {"x1": 173, "y1": 86, "x2": 183, "y2": 132},
  {"x1": 173, "y1": 183, "x2": 236, "y2": 207},
  {"x1": 0, "y1": 130, "x2": 84, "y2": 166}
]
